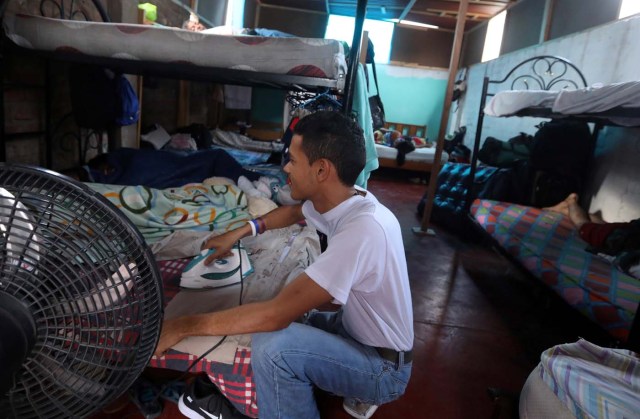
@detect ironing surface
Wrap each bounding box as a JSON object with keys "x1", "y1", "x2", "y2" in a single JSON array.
[
  {"x1": 180, "y1": 245, "x2": 253, "y2": 289},
  {"x1": 159, "y1": 224, "x2": 321, "y2": 365}
]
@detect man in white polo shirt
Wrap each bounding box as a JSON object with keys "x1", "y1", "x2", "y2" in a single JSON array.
[{"x1": 155, "y1": 111, "x2": 413, "y2": 419}]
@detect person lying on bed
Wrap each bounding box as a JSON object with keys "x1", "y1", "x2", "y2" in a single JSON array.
[
  {"x1": 84, "y1": 147, "x2": 261, "y2": 189},
  {"x1": 545, "y1": 193, "x2": 640, "y2": 278},
  {"x1": 154, "y1": 111, "x2": 413, "y2": 419}
]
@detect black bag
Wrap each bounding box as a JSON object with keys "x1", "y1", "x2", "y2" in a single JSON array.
[
  {"x1": 477, "y1": 133, "x2": 533, "y2": 168},
  {"x1": 365, "y1": 40, "x2": 385, "y2": 130},
  {"x1": 69, "y1": 65, "x2": 118, "y2": 130},
  {"x1": 176, "y1": 123, "x2": 213, "y2": 149},
  {"x1": 369, "y1": 95, "x2": 385, "y2": 130},
  {"x1": 530, "y1": 170, "x2": 580, "y2": 208},
  {"x1": 478, "y1": 159, "x2": 532, "y2": 205},
  {"x1": 529, "y1": 120, "x2": 591, "y2": 175},
  {"x1": 528, "y1": 120, "x2": 592, "y2": 207},
  {"x1": 69, "y1": 64, "x2": 140, "y2": 130}
]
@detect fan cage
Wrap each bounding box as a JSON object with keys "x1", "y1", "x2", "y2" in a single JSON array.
[{"x1": 0, "y1": 164, "x2": 164, "y2": 418}]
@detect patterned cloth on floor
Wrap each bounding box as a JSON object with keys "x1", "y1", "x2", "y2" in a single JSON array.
[{"x1": 539, "y1": 339, "x2": 640, "y2": 418}]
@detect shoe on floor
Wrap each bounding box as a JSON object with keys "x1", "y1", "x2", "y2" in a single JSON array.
[
  {"x1": 178, "y1": 375, "x2": 248, "y2": 419},
  {"x1": 160, "y1": 379, "x2": 186, "y2": 404},
  {"x1": 343, "y1": 397, "x2": 379, "y2": 419},
  {"x1": 128, "y1": 377, "x2": 163, "y2": 419}
]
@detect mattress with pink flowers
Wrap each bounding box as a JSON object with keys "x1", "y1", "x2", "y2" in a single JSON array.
[{"x1": 3, "y1": 13, "x2": 347, "y2": 89}]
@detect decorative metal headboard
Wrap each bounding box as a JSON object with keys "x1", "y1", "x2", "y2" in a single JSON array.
[
  {"x1": 0, "y1": 0, "x2": 110, "y2": 22},
  {"x1": 466, "y1": 55, "x2": 589, "y2": 212},
  {"x1": 39, "y1": 0, "x2": 109, "y2": 21},
  {"x1": 486, "y1": 55, "x2": 588, "y2": 96},
  {"x1": 0, "y1": 0, "x2": 111, "y2": 167}
]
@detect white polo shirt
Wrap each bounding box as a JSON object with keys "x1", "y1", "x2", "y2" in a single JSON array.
[{"x1": 303, "y1": 188, "x2": 413, "y2": 351}]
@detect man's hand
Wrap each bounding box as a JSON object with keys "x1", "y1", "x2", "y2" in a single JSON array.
[
  {"x1": 202, "y1": 230, "x2": 243, "y2": 265},
  {"x1": 154, "y1": 317, "x2": 187, "y2": 357}
]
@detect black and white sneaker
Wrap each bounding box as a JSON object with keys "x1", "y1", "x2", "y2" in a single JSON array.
[{"x1": 178, "y1": 375, "x2": 246, "y2": 419}]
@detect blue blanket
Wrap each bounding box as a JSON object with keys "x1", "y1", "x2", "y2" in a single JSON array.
[{"x1": 88, "y1": 148, "x2": 262, "y2": 189}]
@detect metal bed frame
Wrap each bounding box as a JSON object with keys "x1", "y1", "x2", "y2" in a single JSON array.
[
  {"x1": 465, "y1": 54, "x2": 640, "y2": 350},
  {"x1": 0, "y1": 0, "x2": 369, "y2": 167}
]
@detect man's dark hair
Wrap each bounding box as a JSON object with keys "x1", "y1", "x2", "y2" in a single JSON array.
[{"x1": 293, "y1": 111, "x2": 365, "y2": 186}]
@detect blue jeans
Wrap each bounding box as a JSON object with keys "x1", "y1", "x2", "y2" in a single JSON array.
[{"x1": 251, "y1": 311, "x2": 412, "y2": 419}]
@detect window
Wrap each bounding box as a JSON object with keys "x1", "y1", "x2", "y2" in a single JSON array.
[
  {"x1": 325, "y1": 15, "x2": 395, "y2": 64},
  {"x1": 619, "y1": 0, "x2": 640, "y2": 19},
  {"x1": 481, "y1": 10, "x2": 507, "y2": 63}
]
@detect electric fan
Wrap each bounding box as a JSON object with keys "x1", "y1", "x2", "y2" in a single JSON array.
[{"x1": 0, "y1": 163, "x2": 164, "y2": 418}]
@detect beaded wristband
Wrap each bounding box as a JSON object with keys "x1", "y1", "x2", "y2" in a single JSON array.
[{"x1": 255, "y1": 217, "x2": 266, "y2": 235}]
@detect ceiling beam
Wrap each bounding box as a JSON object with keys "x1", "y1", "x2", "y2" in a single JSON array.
[
  {"x1": 399, "y1": 0, "x2": 417, "y2": 20},
  {"x1": 405, "y1": 11, "x2": 484, "y2": 30},
  {"x1": 414, "y1": 0, "x2": 503, "y2": 16}
]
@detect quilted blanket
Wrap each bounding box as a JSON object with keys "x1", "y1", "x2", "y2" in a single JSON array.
[
  {"x1": 471, "y1": 199, "x2": 640, "y2": 342},
  {"x1": 88, "y1": 182, "x2": 250, "y2": 243}
]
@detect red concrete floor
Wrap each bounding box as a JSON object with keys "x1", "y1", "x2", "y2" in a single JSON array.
[{"x1": 94, "y1": 168, "x2": 613, "y2": 419}]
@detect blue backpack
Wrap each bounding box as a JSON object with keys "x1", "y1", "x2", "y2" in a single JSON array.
[{"x1": 114, "y1": 75, "x2": 139, "y2": 126}]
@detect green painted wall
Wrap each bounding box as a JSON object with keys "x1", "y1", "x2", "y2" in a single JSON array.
[
  {"x1": 252, "y1": 88, "x2": 286, "y2": 124},
  {"x1": 373, "y1": 64, "x2": 448, "y2": 140},
  {"x1": 251, "y1": 64, "x2": 448, "y2": 141}
]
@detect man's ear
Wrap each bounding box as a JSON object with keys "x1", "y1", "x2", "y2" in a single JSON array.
[{"x1": 316, "y1": 159, "x2": 331, "y2": 181}]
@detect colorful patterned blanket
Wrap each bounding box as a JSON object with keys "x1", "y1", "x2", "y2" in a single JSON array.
[
  {"x1": 88, "y1": 182, "x2": 250, "y2": 244},
  {"x1": 471, "y1": 199, "x2": 640, "y2": 343},
  {"x1": 539, "y1": 339, "x2": 640, "y2": 418}
]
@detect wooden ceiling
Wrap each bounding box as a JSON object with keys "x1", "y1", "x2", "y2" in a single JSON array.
[{"x1": 257, "y1": 0, "x2": 516, "y2": 31}]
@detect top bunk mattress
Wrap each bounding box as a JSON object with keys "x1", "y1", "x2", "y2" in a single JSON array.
[
  {"x1": 483, "y1": 81, "x2": 640, "y2": 125},
  {"x1": 3, "y1": 13, "x2": 347, "y2": 87}
]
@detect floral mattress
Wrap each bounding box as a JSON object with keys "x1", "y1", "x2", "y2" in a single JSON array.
[{"x1": 3, "y1": 13, "x2": 347, "y2": 86}]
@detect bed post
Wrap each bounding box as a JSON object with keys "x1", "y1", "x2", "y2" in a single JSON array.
[
  {"x1": 465, "y1": 76, "x2": 490, "y2": 212},
  {"x1": 413, "y1": 0, "x2": 468, "y2": 236},
  {"x1": 343, "y1": 0, "x2": 368, "y2": 115},
  {"x1": 44, "y1": 62, "x2": 53, "y2": 168},
  {"x1": 0, "y1": 46, "x2": 5, "y2": 163},
  {"x1": 628, "y1": 308, "x2": 640, "y2": 351}
]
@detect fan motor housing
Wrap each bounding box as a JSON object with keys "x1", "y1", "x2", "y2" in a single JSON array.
[{"x1": 0, "y1": 292, "x2": 36, "y2": 395}]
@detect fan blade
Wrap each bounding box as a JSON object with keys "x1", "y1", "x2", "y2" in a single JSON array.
[
  {"x1": 0, "y1": 188, "x2": 40, "y2": 272},
  {"x1": 57, "y1": 262, "x2": 137, "y2": 313}
]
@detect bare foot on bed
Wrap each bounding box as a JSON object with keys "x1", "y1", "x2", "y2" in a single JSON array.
[{"x1": 543, "y1": 193, "x2": 578, "y2": 216}]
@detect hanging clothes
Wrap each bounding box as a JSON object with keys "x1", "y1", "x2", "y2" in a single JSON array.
[
  {"x1": 282, "y1": 71, "x2": 377, "y2": 189},
  {"x1": 353, "y1": 63, "x2": 378, "y2": 189}
]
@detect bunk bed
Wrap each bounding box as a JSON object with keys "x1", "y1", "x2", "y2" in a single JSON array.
[
  {"x1": 465, "y1": 55, "x2": 640, "y2": 351},
  {"x1": 0, "y1": 1, "x2": 372, "y2": 416},
  {"x1": 0, "y1": 0, "x2": 369, "y2": 167}
]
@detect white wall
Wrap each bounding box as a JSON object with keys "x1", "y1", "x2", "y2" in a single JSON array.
[{"x1": 451, "y1": 14, "x2": 640, "y2": 222}]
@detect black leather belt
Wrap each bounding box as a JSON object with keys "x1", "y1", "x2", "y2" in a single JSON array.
[{"x1": 376, "y1": 347, "x2": 413, "y2": 364}]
